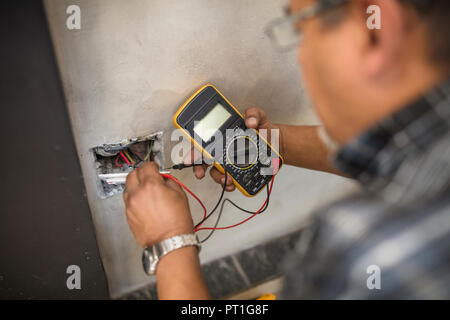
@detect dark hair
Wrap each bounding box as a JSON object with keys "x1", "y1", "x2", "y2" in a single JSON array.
[
  {"x1": 321, "y1": 0, "x2": 450, "y2": 68},
  {"x1": 402, "y1": 0, "x2": 450, "y2": 68}
]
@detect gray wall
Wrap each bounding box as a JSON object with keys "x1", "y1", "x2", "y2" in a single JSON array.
[{"x1": 44, "y1": 0, "x2": 355, "y2": 298}]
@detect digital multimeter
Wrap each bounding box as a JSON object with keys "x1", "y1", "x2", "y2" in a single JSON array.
[{"x1": 173, "y1": 84, "x2": 283, "y2": 197}]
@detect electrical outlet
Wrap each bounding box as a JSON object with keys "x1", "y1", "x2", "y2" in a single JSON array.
[{"x1": 91, "y1": 131, "x2": 164, "y2": 198}]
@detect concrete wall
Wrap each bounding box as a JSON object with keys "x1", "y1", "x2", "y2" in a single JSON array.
[{"x1": 44, "y1": 0, "x2": 356, "y2": 298}]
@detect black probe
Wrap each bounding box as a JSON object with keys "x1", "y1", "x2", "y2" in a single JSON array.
[{"x1": 165, "y1": 162, "x2": 209, "y2": 170}]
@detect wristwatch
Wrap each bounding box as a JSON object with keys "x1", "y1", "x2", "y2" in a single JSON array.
[{"x1": 142, "y1": 233, "x2": 201, "y2": 275}]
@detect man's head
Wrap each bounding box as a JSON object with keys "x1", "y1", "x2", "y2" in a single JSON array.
[{"x1": 290, "y1": 0, "x2": 450, "y2": 144}]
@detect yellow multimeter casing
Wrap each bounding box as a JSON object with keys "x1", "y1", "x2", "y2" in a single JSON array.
[{"x1": 173, "y1": 84, "x2": 283, "y2": 197}]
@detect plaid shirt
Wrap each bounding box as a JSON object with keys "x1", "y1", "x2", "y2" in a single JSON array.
[{"x1": 282, "y1": 77, "x2": 450, "y2": 299}]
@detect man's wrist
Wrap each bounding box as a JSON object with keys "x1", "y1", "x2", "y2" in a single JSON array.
[
  {"x1": 155, "y1": 244, "x2": 210, "y2": 300},
  {"x1": 274, "y1": 124, "x2": 288, "y2": 164},
  {"x1": 143, "y1": 233, "x2": 200, "y2": 275},
  {"x1": 156, "y1": 245, "x2": 199, "y2": 273},
  {"x1": 144, "y1": 227, "x2": 194, "y2": 247}
]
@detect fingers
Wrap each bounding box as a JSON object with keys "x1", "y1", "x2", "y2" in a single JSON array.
[
  {"x1": 210, "y1": 167, "x2": 236, "y2": 192},
  {"x1": 164, "y1": 178, "x2": 182, "y2": 192},
  {"x1": 136, "y1": 162, "x2": 164, "y2": 185},
  {"x1": 244, "y1": 107, "x2": 268, "y2": 129},
  {"x1": 193, "y1": 164, "x2": 208, "y2": 179},
  {"x1": 209, "y1": 166, "x2": 225, "y2": 184},
  {"x1": 122, "y1": 190, "x2": 129, "y2": 204},
  {"x1": 224, "y1": 182, "x2": 236, "y2": 191},
  {"x1": 124, "y1": 169, "x2": 140, "y2": 197}
]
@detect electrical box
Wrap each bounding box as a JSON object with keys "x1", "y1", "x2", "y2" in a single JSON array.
[{"x1": 91, "y1": 132, "x2": 163, "y2": 198}]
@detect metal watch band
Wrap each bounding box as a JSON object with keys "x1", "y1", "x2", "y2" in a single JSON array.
[{"x1": 143, "y1": 233, "x2": 201, "y2": 275}]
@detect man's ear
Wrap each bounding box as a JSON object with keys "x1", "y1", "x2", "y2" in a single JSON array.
[{"x1": 362, "y1": 0, "x2": 407, "y2": 79}]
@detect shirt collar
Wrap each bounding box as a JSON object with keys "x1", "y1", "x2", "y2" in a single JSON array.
[{"x1": 333, "y1": 77, "x2": 450, "y2": 188}]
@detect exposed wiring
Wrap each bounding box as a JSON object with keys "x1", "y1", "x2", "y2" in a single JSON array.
[
  {"x1": 124, "y1": 140, "x2": 154, "y2": 165},
  {"x1": 114, "y1": 139, "x2": 154, "y2": 169},
  {"x1": 119, "y1": 151, "x2": 131, "y2": 166},
  {"x1": 144, "y1": 140, "x2": 153, "y2": 161},
  {"x1": 123, "y1": 150, "x2": 135, "y2": 164},
  {"x1": 133, "y1": 150, "x2": 145, "y2": 161},
  {"x1": 115, "y1": 154, "x2": 123, "y2": 168}
]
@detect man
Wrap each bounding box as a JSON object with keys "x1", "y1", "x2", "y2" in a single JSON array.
[{"x1": 123, "y1": 0, "x2": 450, "y2": 299}]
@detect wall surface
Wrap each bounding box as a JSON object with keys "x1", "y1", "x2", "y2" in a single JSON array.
[{"x1": 44, "y1": 0, "x2": 356, "y2": 298}]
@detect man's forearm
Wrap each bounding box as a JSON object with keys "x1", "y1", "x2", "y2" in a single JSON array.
[
  {"x1": 277, "y1": 125, "x2": 343, "y2": 176},
  {"x1": 156, "y1": 246, "x2": 211, "y2": 300}
]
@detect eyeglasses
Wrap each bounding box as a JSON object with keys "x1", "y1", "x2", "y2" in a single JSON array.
[{"x1": 265, "y1": 0, "x2": 348, "y2": 51}]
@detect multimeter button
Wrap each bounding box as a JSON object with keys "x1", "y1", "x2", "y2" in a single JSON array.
[{"x1": 259, "y1": 158, "x2": 271, "y2": 167}]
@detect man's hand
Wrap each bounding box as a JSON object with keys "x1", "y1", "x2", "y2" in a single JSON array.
[
  {"x1": 123, "y1": 162, "x2": 194, "y2": 247},
  {"x1": 184, "y1": 107, "x2": 282, "y2": 191},
  {"x1": 123, "y1": 162, "x2": 211, "y2": 299}
]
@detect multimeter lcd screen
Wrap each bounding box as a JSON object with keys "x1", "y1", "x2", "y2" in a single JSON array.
[{"x1": 193, "y1": 103, "x2": 231, "y2": 141}]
